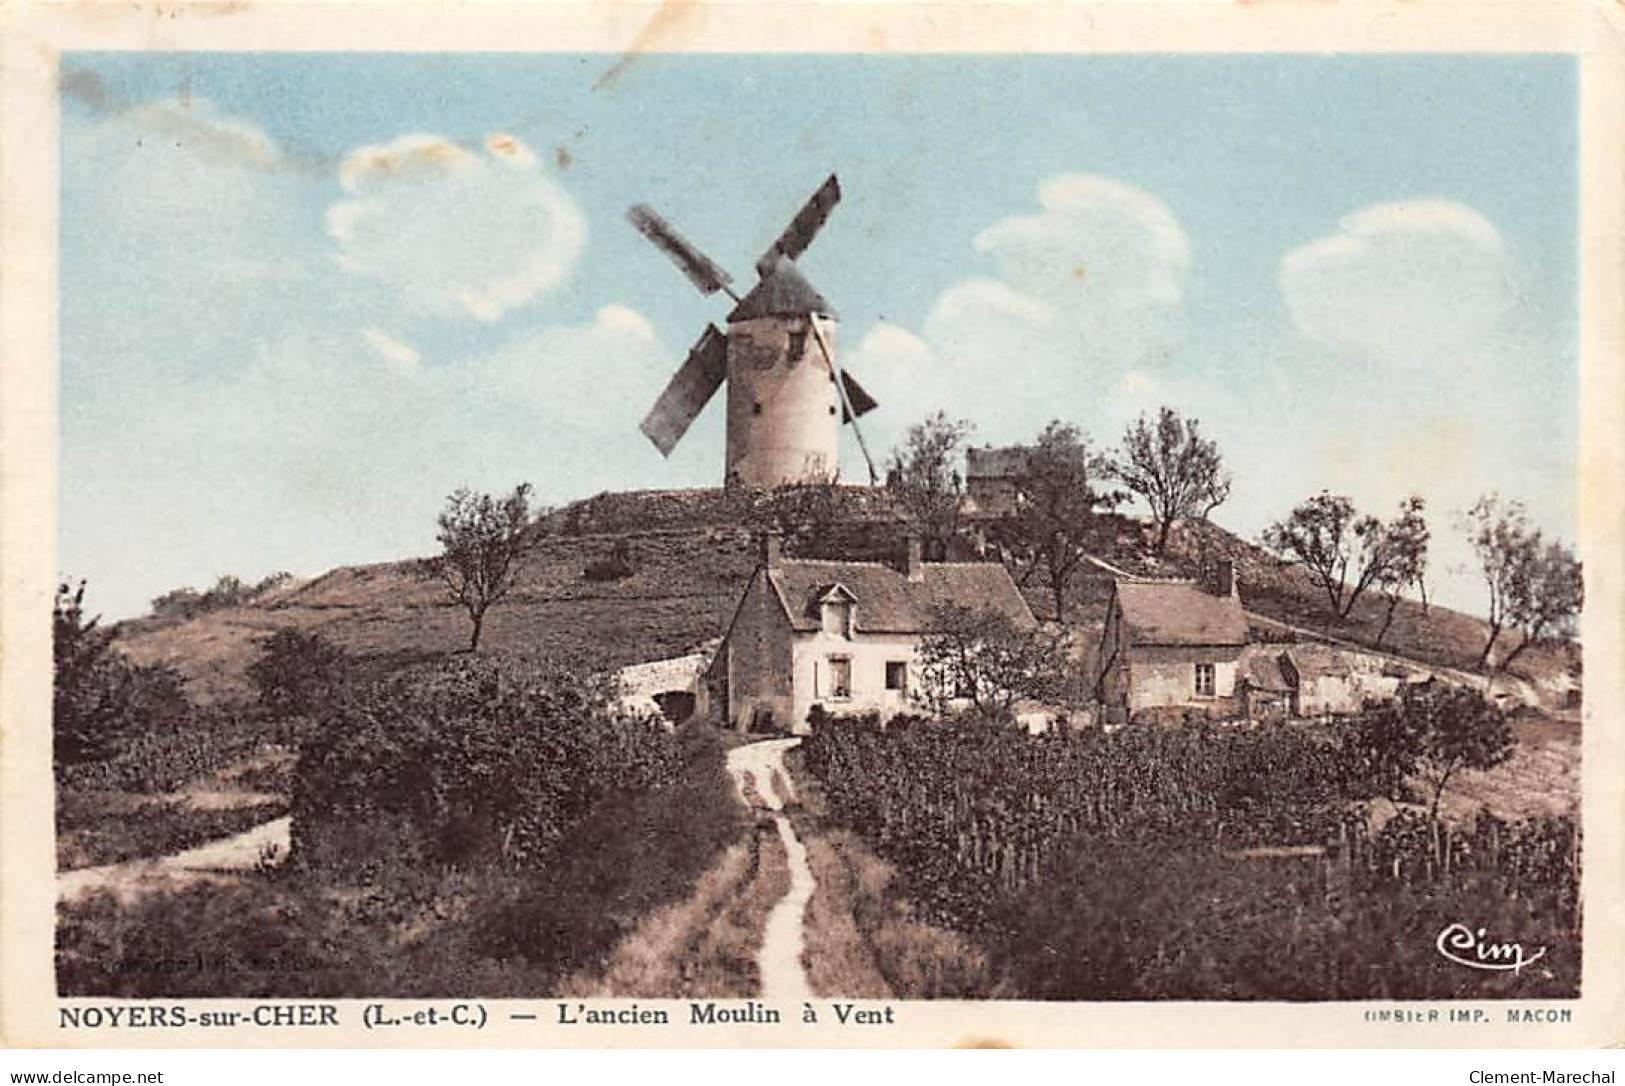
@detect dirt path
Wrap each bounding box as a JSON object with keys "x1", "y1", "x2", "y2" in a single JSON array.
[
  {"x1": 57, "y1": 816, "x2": 290, "y2": 906},
  {"x1": 725, "y1": 738, "x2": 816, "y2": 1001}
]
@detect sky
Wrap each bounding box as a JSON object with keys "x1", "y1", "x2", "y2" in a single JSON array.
[{"x1": 57, "y1": 52, "x2": 1579, "y2": 620}]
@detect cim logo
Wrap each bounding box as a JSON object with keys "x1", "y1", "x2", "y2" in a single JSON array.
[{"x1": 1436, "y1": 923, "x2": 1547, "y2": 974}]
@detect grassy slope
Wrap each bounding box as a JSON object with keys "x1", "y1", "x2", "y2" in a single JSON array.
[
  {"x1": 112, "y1": 488, "x2": 1577, "y2": 708},
  {"x1": 116, "y1": 520, "x2": 761, "y2": 705}
]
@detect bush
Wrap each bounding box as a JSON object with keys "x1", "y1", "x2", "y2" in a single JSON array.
[
  {"x1": 471, "y1": 722, "x2": 747, "y2": 976},
  {"x1": 59, "y1": 720, "x2": 747, "y2": 998},
  {"x1": 292, "y1": 656, "x2": 680, "y2": 874},
  {"x1": 56, "y1": 708, "x2": 283, "y2": 795},
  {"x1": 55, "y1": 581, "x2": 195, "y2": 773},
  {"x1": 247, "y1": 630, "x2": 349, "y2": 722},
  {"x1": 150, "y1": 571, "x2": 293, "y2": 620},
  {"x1": 583, "y1": 539, "x2": 636, "y2": 582}
]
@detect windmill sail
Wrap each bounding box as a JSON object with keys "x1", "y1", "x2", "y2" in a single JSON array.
[
  {"x1": 628, "y1": 204, "x2": 735, "y2": 296},
  {"x1": 640, "y1": 325, "x2": 729, "y2": 456},
  {"x1": 839, "y1": 371, "x2": 878, "y2": 423},
  {"x1": 755, "y1": 173, "x2": 842, "y2": 276}
]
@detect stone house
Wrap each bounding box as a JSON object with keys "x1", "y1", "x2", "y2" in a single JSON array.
[
  {"x1": 963, "y1": 445, "x2": 1034, "y2": 517},
  {"x1": 1235, "y1": 646, "x2": 1295, "y2": 721},
  {"x1": 710, "y1": 533, "x2": 1036, "y2": 733},
  {"x1": 1235, "y1": 641, "x2": 1416, "y2": 720},
  {"x1": 1095, "y1": 561, "x2": 1250, "y2": 720}
]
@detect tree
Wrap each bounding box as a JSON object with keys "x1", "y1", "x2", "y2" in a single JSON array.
[
  {"x1": 54, "y1": 580, "x2": 191, "y2": 768},
  {"x1": 1113, "y1": 406, "x2": 1232, "y2": 555},
  {"x1": 422, "y1": 483, "x2": 534, "y2": 652},
  {"x1": 916, "y1": 603, "x2": 1073, "y2": 718},
  {"x1": 1262, "y1": 492, "x2": 1390, "y2": 622},
  {"x1": 247, "y1": 629, "x2": 349, "y2": 722},
  {"x1": 1340, "y1": 697, "x2": 1425, "y2": 807},
  {"x1": 1342, "y1": 682, "x2": 1514, "y2": 817},
  {"x1": 1465, "y1": 493, "x2": 1583, "y2": 675},
  {"x1": 1407, "y1": 683, "x2": 1516, "y2": 818},
  {"x1": 995, "y1": 420, "x2": 1120, "y2": 621},
  {"x1": 886, "y1": 411, "x2": 973, "y2": 559},
  {"x1": 1374, "y1": 495, "x2": 1429, "y2": 648}
]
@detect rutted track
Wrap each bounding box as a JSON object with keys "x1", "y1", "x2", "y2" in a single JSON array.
[
  {"x1": 57, "y1": 816, "x2": 289, "y2": 905},
  {"x1": 725, "y1": 738, "x2": 816, "y2": 1000}
]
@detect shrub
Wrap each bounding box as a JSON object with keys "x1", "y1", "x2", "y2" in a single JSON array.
[
  {"x1": 55, "y1": 581, "x2": 194, "y2": 772},
  {"x1": 247, "y1": 630, "x2": 349, "y2": 722},
  {"x1": 59, "y1": 720, "x2": 747, "y2": 998},
  {"x1": 583, "y1": 539, "x2": 636, "y2": 582},
  {"x1": 150, "y1": 571, "x2": 293, "y2": 619},
  {"x1": 292, "y1": 656, "x2": 680, "y2": 874},
  {"x1": 471, "y1": 722, "x2": 746, "y2": 976}
]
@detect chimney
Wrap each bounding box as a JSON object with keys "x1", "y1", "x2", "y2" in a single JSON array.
[
  {"x1": 761, "y1": 530, "x2": 783, "y2": 570},
  {"x1": 1214, "y1": 558, "x2": 1237, "y2": 598},
  {"x1": 905, "y1": 536, "x2": 924, "y2": 582}
]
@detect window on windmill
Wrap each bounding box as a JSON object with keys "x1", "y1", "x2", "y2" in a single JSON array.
[
  {"x1": 787, "y1": 325, "x2": 809, "y2": 361},
  {"x1": 1195, "y1": 662, "x2": 1216, "y2": 697},
  {"x1": 827, "y1": 656, "x2": 852, "y2": 699}
]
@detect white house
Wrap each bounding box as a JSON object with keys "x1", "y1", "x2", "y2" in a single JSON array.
[{"x1": 711, "y1": 533, "x2": 1036, "y2": 733}]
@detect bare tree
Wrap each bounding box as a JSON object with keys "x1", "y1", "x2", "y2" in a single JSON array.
[
  {"x1": 886, "y1": 411, "x2": 973, "y2": 559},
  {"x1": 423, "y1": 483, "x2": 534, "y2": 652},
  {"x1": 1262, "y1": 491, "x2": 1390, "y2": 622},
  {"x1": 995, "y1": 420, "x2": 1119, "y2": 622},
  {"x1": 1465, "y1": 493, "x2": 1582, "y2": 675},
  {"x1": 1113, "y1": 406, "x2": 1232, "y2": 555},
  {"x1": 1374, "y1": 495, "x2": 1429, "y2": 648}
]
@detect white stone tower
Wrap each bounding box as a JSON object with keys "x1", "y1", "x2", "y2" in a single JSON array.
[{"x1": 723, "y1": 262, "x2": 841, "y2": 487}]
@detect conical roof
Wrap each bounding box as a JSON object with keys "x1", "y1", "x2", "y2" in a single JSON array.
[{"x1": 727, "y1": 259, "x2": 836, "y2": 322}]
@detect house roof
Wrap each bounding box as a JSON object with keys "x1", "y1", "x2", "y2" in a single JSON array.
[
  {"x1": 1282, "y1": 642, "x2": 1354, "y2": 678},
  {"x1": 965, "y1": 445, "x2": 1033, "y2": 479},
  {"x1": 1238, "y1": 646, "x2": 1293, "y2": 692},
  {"x1": 1114, "y1": 579, "x2": 1248, "y2": 647},
  {"x1": 767, "y1": 559, "x2": 1034, "y2": 634},
  {"x1": 728, "y1": 260, "x2": 835, "y2": 321}
]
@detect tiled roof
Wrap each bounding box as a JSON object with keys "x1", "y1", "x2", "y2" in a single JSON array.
[
  {"x1": 1238, "y1": 646, "x2": 1293, "y2": 691},
  {"x1": 1115, "y1": 580, "x2": 1248, "y2": 647},
  {"x1": 768, "y1": 559, "x2": 1034, "y2": 633},
  {"x1": 1283, "y1": 642, "x2": 1354, "y2": 678}
]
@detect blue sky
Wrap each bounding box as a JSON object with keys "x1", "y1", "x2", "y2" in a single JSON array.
[{"x1": 59, "y1": 52, "x2": 1578, "y2": 619}]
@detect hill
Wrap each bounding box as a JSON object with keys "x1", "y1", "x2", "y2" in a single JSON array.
[{"x1": 111, "y1": 487, "x2": 1579, "y2": 710}]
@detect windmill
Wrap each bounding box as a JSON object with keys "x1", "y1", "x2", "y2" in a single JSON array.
[{"x1": 628, "y1": 174, "x2": 881, "y2": 489}]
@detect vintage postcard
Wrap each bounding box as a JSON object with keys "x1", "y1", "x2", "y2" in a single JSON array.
[{"x1": 2, "y1": 0, "x2": 1622, "y2": 1050}]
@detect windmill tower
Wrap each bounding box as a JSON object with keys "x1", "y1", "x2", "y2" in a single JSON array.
[{"x1": 629, "y1": 174, "x2": 880, "y2": 489}]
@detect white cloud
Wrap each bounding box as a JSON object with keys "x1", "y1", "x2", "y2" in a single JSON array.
[
  {"x1": 843, "y1": 174, "x2": 1190, "y2": 451},
  {"x1": 1280, "y1": 199, "x2": 1511, "y2": 361},
  {"x1": 974, "y1": 173, "x2": 1190, "y2": 312},
  {"x1": 327, "y1": 132, "x2": 586, "y2": 323},
  {"x1": 360, "y1": 327, "x2": 422, "y2": 372}
]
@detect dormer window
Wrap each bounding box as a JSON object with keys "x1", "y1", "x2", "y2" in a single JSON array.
[
  {"x1": 822, "y1": 599, "x2": 853, "y2": 637},
  {"x1": 817, "y1": 585, "x2": 857, "y2": 638}
]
